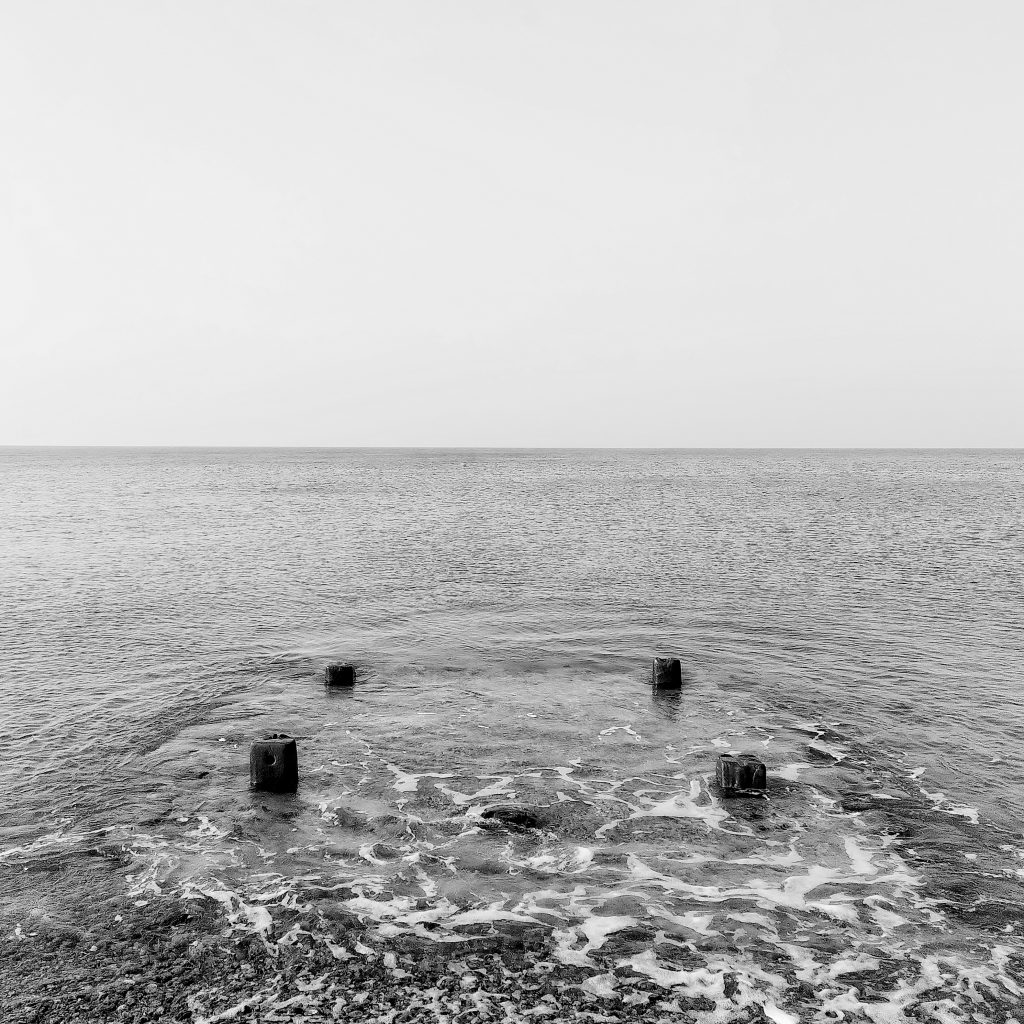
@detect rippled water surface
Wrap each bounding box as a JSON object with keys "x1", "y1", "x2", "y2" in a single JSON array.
[{"x1": 2, "y1": 448, "x2": 1023, "y2": 1017}]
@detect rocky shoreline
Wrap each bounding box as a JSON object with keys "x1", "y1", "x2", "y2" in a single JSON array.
[
  {"x1": 0, "y1": 896, "x2": 721, "y2": 1023},
  {"x1": 5, "y1": 889, "x2": 1024, "y2": 1024},
  {"x1": 6, "y1": 734, "x2": 1024, "y2": 1022}
]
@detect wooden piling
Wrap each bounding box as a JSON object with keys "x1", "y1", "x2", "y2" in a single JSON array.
[
  {"x1": 716, "y1": 753, "x2": 767, "y2": 797},
  {"x1": 652, "y1": 657, "x2": 682, "y2": 689},
  {"x1": 250, "y1": 735, "x2": 299, "y2": 793},
  {"x1": 325, "y1": 663, "x2": 355, "y2": 687}
]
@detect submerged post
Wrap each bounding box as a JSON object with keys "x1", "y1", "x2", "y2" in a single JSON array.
[
  {"x1": 250, "y1": 735, "x2": 299, "y2": 793},
  {"x1": 716, "y1": 753, "x2": 767, "y2": 797},
  {"x1": 652, "y1": 657, "x2": 682, "y2": 689},
  {"x1": 325, "y1": 663, "x2": 356, "y2": 687}
]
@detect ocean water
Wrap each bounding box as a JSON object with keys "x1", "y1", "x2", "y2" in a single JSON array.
[{"x1": 2, "y1": 448, "x2": 1023, "y2": 1017}]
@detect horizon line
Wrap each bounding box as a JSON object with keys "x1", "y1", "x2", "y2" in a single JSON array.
[{"x1": 3, "y1": 444, "x2": 1023, "y2": 452}]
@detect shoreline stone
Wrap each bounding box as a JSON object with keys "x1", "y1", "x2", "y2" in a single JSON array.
[{"x1": 4, "y1": 879, "x2": 1024, "y2": 1024}]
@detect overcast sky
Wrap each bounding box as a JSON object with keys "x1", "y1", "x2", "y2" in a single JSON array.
[{"x1": 2, "y1": 1, "x2": 1022, "y2": 446}]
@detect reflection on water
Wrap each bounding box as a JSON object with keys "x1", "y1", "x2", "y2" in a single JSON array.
[
  {"x1": 2, "y1": 448, "x2": 1024, "y2": 1015},
  {"x1": 651, "y1": 687, "x2": 683, "y2": 720}
]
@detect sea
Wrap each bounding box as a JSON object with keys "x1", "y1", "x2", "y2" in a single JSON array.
[{"x1": 1, "y1": 448, "x2": 1023, "y2": 1020}]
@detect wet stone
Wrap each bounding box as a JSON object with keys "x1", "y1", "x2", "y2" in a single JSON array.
[
  {"x1": 600, "y1": 895, "x2": 648, "y2": 917},
  {"x1": 480, "y1": 804, "x2": 547, "y2": 829},
  {"x1": 604, "y1": 816, "x2": 710, "y2": 843},
  {"x1": 840, "y1": 793, "x2": 877, "y2": 812},
  {"x1": 368, "y1": 813, "x2": 415, "y2": 839}
]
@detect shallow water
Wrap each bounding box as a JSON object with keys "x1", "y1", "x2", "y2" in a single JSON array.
[{"x1": 2, "y1": 448, "x2": 1023, "y2": 1016}]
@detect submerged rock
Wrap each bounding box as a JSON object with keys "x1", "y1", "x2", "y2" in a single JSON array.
[{"x1": 480, "y1": 804, "x2": 546, "y2": 829}]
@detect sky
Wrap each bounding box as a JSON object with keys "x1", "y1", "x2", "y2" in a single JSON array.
[{"x1": 2, "y1": 1, "x2": 1022, "y2": 446}]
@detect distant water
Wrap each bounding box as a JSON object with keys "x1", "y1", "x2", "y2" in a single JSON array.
[{"x1": 2, "y1": 448, "x2": 1023, "y2": 1015}]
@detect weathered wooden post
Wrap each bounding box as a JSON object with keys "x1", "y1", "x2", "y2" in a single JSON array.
[
  {"x1": 652, "y1": 657, "x2": 682, "y2": 689},
  {"x1": 716, "y1": 753, "x2": 767, "y2": 797},
  {"x1": 325, "y1": 663, "x2": 355, "y2": 687},
  {"x1": 250, "y1": 735, "x2": 298, "y2": 793}
]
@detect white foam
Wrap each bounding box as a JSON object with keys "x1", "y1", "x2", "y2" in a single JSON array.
[
  {"x1": 514, "y1": 847, "x2": 595, "y2": 875},
  {"x1": 625, "y1": 854, "x2": 914, "y2": 924},
  {"x1": 812, "y1": 954, "x2": 950, "y2": 1022},
  {"x1": 865, "y1": 896, "x2": 910, "y2": 935},
  {"x1": 385, "y1": 764, "x2": 454, "y2": 793},
  {"x1": 947, "y1": 805, "x2": 979, "y2": 825},
  {"x1": 919, "y1": 788, "x2": 981, "y2": 825},
  {"x1": 346, "y1": 890, "x2": 544, "y2": 940},
  {"x1": 196, "y1": 887, "x2": 273, "y2": 937},
  {"x1": 829, "y1": 953, "x2": 881, "y2": 977},
  {"x1": 763, "y1": 1004, "x2": 799, "y2": 1024},
  {"x1": 624, "y1": 950, "x2": 726, "y2": 997},
  {"x1": 659, "y1": 910, "x2": 718, "y2": 934},
  {"x1": 0, "y1": 826, "x2": 92, "y2": 862},
  {"x1": 726, "y1": 846, "x2": 804, "y2": 867},
  {"x1": 778, "y1": 942, "x2": 823, "y2": 981},
  {"x1": 191, "y1": 817, "x2": 230, "y2": 839},
  {"x1": 599, "y1": 726, "x2": 643, "y2": 742},
  {"x1": 435, "y1": 776, "x2": 516, "y2": 806},
  {"x1": 358, "y1": 843, "x2": 395, "y2": 866},
  {"x1": 844, "y1": 837, "x2": 879, "y2": 875},
  {"x1": 581, "y1": 914, "x2": 636, "y2": 951},
  {"x1": 621, "y1": 779, "x2": 731, "y2": 832},
  {"x1": 582, "y1": 973, "x2": 619, "y2": 998},
  {"x1": 194, "y1": 995, "x2": 262, "y2": 1023}
]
